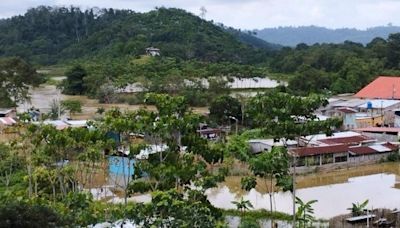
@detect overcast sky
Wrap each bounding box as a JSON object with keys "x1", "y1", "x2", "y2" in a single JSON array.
[{"x1": 0, "y1": 0, "x2": 399, "y2": 30}]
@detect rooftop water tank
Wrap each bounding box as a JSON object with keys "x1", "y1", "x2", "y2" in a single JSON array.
[{"x1": 367, "y1": 101, "x2": 372, "y2": 109}]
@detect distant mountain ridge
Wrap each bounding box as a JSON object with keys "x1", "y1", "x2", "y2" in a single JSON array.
[{"x1": 254, "y1": 25, "x2": 400, "y2": 46}]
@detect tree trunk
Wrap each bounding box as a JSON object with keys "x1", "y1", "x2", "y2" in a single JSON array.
[
  {"x1": 34, "y1": 179, "x2": 38, "y2": 196},
  {"x1": 27, "y1": 165, "x2": 32, "y2": 198},
  {"x1": 270, "y1": 176, "x2": 274, "y2": 212},
  {"x1": 52, "y1": 184, "x2": 56, "y2": 202}
]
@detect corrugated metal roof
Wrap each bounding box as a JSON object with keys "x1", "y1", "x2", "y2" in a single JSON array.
[
  {"x1": 292, "y1": 144, "x2": 349, "y2": 156},
  {"x1": 336, "y1": 107, "x2": 358, "y2": 113},
  {"x1": 369, "y1": 144, "x2": 392, "y2": 152},
  {"x1": 382, "y1": 142, "x2": 399, "y2": 150},
  {"x1": 318, "y1": 135, "x2": 373, "y2": 145},
  {"x1": 248, "y1": 139, "x2": 298, "y2": 146},
  {"x1": 41, "y1": 120, "x2": 69, "y2": 130},
  {"x1": 348, "y1": 146, "x2": 376, "y2": 155},
  {"x1": 293, "y1": 142, "x2": 397, "y2": 157},
  {"x1": 64, "y1": 120, "x2": 87, "y2": 127},
  {"x1": 332, "y1": 99, "x2": 366, "y2": 108},
  {"x1": 355, "y1": 76, "x2": 400, "y2": 99},
  {"x1": 303, "y1": 131, "x2": 361, "y2": 142},
  {"x1": 0, "y1": 117, "x2": 16, "y2": 125},
  {"x1": 0, "y1": 109, "x2": 13, "y2": 115},
  {"x1": 354, "y1": 127, "x2": 400, "y2": 133},
  {"x1": 358, "y1": 99, "x2": 400, "y2": 109}
]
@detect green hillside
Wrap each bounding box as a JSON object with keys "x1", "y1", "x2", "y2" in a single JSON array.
[{"x1": 0, "y1": 6, "x2": 274, "y2": 65}]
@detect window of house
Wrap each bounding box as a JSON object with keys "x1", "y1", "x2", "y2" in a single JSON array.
[{"x1": 335, "y1": 155, "x2": 347, "y2": 163}]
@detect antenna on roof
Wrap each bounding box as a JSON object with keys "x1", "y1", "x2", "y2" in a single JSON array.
[{"x1": 393, "y1": 84, "x2": 396, "y2": 99}]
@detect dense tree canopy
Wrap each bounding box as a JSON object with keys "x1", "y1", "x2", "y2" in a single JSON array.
[
  {"x1": 62, "y1": 65, "x2": 87, "y2": 95},
  {"x1": 0, "y1": 57, "x2": 42, "y2": 108},
  {"x1": 209, "y1": 95, "x2": 242, "y2": 125},
  {"x1": 271, "y1": 35, "x2": 400, "y2": 95},
  {"x1": 0, "y1": 6, "x2": 273, "y2": 65}
]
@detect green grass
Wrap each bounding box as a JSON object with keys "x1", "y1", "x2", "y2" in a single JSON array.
[
  {"x1": 38, "y1": 65, "x2": 68, "y2": 78},
  {"x1": 45, "y1": 78, "x2": 62, "y2": 86},
  {"x1": 222, "y1": 208, "x2": 329, "y2": 223},
  {"x1": 130, "y1": 55, "x2": 153, "y2": 65},
  {"x1": 267, "y1": 72, "x2": 295, "y2": 81},
  {"x1": 222, "y1": 209, "x2": 292, "y2": 221}
]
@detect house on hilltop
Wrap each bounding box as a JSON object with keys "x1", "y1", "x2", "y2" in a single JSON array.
[{"x1": 145, "y1": 47, "x2": 160, "y2": 56}]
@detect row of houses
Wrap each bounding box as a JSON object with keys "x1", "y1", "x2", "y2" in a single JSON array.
[
  {"x1": 248, "y1": 130, "x2": 399, "y2": 171},
  {"x1": 320, "y1": 76, "x2": 400, "y2": 130}
]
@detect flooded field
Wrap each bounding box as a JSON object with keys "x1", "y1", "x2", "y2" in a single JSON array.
[
  {"x1": 18, "y1": 84, "x2": 208, "y2": 120},
  {"x1": 17, "y1": 75, "x2": 285, "y2": 119},
  {"x1": 207, "y1": 163, "x2": 400, "y2": 219},
  {"x1": 227, "y1": 77, "x2": 286, "y2": 89}
]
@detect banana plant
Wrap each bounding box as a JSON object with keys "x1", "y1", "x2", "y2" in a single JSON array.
[
  {"x1": 296, "y1": 197, "x2": 318, "y2": 228},
  {"x1": 231, "y1": 197, "x2": 254, "y2": 215},
  {"x1": 347, "y1": 199, "x2": 369, "y2": 216}
]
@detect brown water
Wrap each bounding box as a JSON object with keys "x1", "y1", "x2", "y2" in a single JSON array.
[
  {"x1": 18, "y1": 84, "x2": 400, "y2": 220},
  {"x1": 206, "y1": 163, "x2": 400, "y2": 219},
  {"x1": 18, "y1": 84, "x2": 208, "y2": 119}
]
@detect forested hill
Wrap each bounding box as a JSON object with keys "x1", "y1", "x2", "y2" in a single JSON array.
[
  {"x1": 255, "y1": 25, "x2": 400, "y2": 46},
  {"x1": 0, "y1": 6, "x2": 275, "y2": 65}
]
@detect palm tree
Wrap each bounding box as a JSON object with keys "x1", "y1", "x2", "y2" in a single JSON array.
[
  {"x1": 347, "y1": 199, "x2": 369, "y2": 216},
  {"x1": 232, "y1": 197, "x2": 254, "y2": 215},
  {"x1": 296, "y1": 197, "x2": 318, "y2": 228}
]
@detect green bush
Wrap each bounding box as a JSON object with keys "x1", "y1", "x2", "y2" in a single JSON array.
[
  {"x1": 387, "y1": 153, "x2": 400, "y2": 161},
  {"x1": 0, "y1": 201, "x2": 66, "y2": 228},
  {"x1": 239, "y1": 216, "x2": 260, "y2": 228}
]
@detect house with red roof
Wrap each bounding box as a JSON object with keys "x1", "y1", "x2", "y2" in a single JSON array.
[
  {"x1": 290, "y1": 130, "x2": 399, "y2": 171},
  {"x1": 355, "y1": 76, "x2": 400, "y2": 100}
]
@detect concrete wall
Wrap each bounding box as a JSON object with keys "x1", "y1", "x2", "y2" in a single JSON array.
[
  {"x1": 249, "y1": 142, "x2": 272, "y2": 153},
  {"x1": 343, "y1": 114, "x2": 357, "y2": 130},
  {"x1": 356, "y1": 115, "x2": 384, "y2": 128},
  {"x1": 348, "y1": 153, "x2": 390, "y2": 164}
]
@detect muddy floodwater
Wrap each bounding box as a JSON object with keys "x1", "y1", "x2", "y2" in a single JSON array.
[
  {"x1": 18, "y1": 76, "x2": 284, "y2": 118},
  {"x1": 17, "y1": 81, "x2": 400, "y2": 220},
  {"x1": 207, "y1": 163, "x2": 400, "y2": 219},
  {"x1": 18, "y1": 84, "x2": 208, "y2": 119}
]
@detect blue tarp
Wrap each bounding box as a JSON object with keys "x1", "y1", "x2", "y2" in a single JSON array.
[{"x1": 108, "y1": 156, "x2": 135, "y2": 176}]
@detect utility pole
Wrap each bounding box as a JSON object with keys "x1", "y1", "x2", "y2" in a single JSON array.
[
  {"x1": 58, "y1": 89, "x2": 61, "y2": 119},
  {"x1": 229, "y1": 116, "x2": 238, "y2": 135},
  {"x1": 292, "y1": 153, "x2": 297, "y2": 228}
]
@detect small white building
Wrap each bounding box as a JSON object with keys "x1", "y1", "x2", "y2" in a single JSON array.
[
  {"x1": 145, "y1": 47, "x2": 160, "y2": 56},
  {"x1": 33, "y1": 119, "x2": 88, "y2": 130},
  {"x1": 248, "y1": 139, "x2": 297, "y2": 154}
]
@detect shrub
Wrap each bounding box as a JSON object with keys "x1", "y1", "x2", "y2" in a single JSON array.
[
  {"x1": 239, "y1": 216, "x2": 260, "y2": 228},
  {"x1": 387, "y1": 153, "x2": 400, "y2": 162}
]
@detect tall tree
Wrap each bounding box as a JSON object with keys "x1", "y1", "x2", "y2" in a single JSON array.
[
  {"x1": 61, "y1": 100, "x2": 82, "y2": 119},
  {"x1": 62, "y1": 65, "x2": 87, "y2": 95},
  {"x1": 209, "y1": 95, "x2": 242, "y2": 125},
  {"x1": 0, "y1": 57, "x2": 42, "y2": 108}
]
